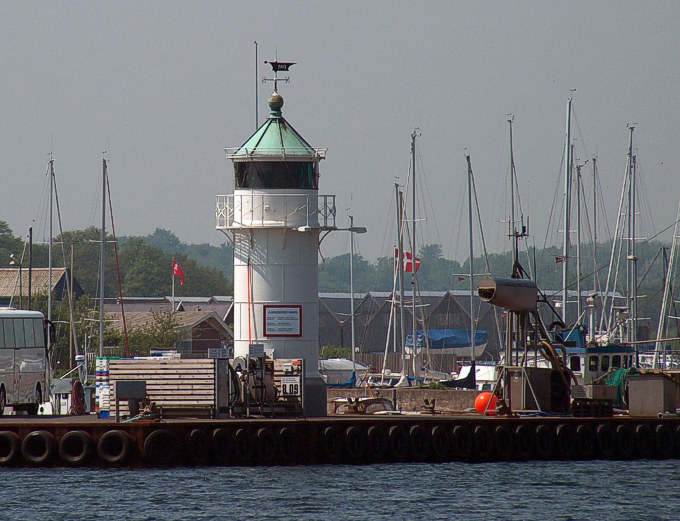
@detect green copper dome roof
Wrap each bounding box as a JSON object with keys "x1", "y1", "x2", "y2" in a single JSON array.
[{"x1": 229, "y1": 92, "x2": 324, "y2": 160}]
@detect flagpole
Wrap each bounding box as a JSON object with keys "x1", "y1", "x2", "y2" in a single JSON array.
[{"x1": 172, "y1": 257, "x2": 175, "y2": 310}]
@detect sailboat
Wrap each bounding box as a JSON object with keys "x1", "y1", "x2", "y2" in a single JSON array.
[{"x1": 549, "y1": 109, "x2": 639, "y2": 385}]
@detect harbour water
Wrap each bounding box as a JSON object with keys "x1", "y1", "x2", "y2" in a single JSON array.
[{"x1": 3, "y1": 460, "x2": 679, "y2": 520}]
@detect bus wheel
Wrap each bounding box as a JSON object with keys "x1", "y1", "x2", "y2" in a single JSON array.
[
  {"x1": 26, "y1": 386, "x2": 41, "y2": 416},
  {"x1": 0, "y1": 387, "x2": 5, "y2": 417}
]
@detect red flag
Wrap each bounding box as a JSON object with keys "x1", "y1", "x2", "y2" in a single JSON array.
[
  {"x1": 554, "y1": 256, "x2": 565, "y2": 264},
  {"x1": 172, "y1": 259, "x2": 185, "y2": 286},
  {"x1": 394, "y1": 247, "x2": 421, "y2": 273}
]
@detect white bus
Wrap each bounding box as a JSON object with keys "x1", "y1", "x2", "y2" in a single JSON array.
[{"x1": 0, "y1": 308, "x2": 51, "y2": 415}]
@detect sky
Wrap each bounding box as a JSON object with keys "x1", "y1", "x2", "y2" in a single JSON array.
[{"x1": 1, "y1": 1, "x2": 679, "y2": 264}]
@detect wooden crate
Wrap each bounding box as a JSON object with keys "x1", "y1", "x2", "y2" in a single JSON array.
[{"x1": 109, "y1": 358, "x2": 216, "y2": 418}]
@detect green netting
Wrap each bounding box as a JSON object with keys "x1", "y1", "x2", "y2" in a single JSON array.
[{"x1": 605, "y1": 367, "x2": 638, "y2": 407}]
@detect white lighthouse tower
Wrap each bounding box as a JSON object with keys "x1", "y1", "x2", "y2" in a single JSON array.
[{"x1": 216, "y1": 63, "x2": 335, "y2": 416}]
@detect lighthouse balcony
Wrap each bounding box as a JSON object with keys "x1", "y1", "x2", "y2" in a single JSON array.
[{"x1": 216, "y1": 193, "x2": 336, "y2": 230}]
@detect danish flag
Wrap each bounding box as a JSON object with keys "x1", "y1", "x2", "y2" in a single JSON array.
[{"x1": 394, "y1": 247, "x2": 421, "y2": 273}]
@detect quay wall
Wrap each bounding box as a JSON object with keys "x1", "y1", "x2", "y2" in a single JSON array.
[{"x1": 1, "y1": 414, "x2": 680, "y2": 468}]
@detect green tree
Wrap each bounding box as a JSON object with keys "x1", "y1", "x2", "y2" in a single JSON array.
[
  {"x1": 0, "y1": 221, "x2": 25, "y2": 268},
  {"x1": 124, "y1": 310, "x2": 185, "y2": 356}
]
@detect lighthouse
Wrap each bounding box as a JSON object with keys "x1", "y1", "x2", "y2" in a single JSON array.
[{"x1": 216, "y1": 62, "x2": 335, "y2": 416}]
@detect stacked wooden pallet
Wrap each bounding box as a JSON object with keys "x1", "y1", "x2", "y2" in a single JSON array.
[{"x1": 108, "y1": 358, "x2": 216, "y2": 418}]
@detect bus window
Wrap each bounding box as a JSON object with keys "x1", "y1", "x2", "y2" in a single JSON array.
[
  {"x1": 589, "y1": 356, "x2": 598, "y2": 372},
  {"x1": 14, "y1": 319, "x2": 25, "y2": 347},
  {"x1": 24, "y1": 319, "x2": 36, "y2": 347},
  {"x1": 601, "y1": 355, "x2": 610, "y2": 372},
  {"x1": 570, "y1": 356, "x2": 581, "y2": 372},
  {"x1": 0, "y1": 319, "x2": 4, "y2": 348},
  {"x1": 33, "y1": 319, "x2": 45, "y2": 348},
  {"x1": 3, "y1": 319, "x2": 15, "y2": 348},
  {"x1": 612, "y1": 355, "x2": 621, "y2": 368}
]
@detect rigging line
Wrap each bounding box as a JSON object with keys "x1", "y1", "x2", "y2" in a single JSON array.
[
  {"x1": 36, "y1": 163, "x2": 51, "y2": 243},
  {"x1": 379, "y1": 187, "x2": 397, "y2": 261},
  {"x1": 637, "y1": 247, "x2": 662, "y2": 288},
  {"x1": 105, "y1": 168, "x2": 130, "y2": 357},
  {"x1": 51, "y1": 167, "x2": 80, "y2": 358},
  {"x1": 415, "y1": 146, "x2": 442, "y2": 250},
  {"x1": 599, "y1": 160, "x2": 630, "y2": 333},
  {"x1": 571, "y1": 103, "x2": 592, "y2": 166},
  {"x1": 594, "y1": 162, "x2": 613, "y2": 242},
  {"x1": 541, "y1": 146, "x2": 566, "y2": 259}
]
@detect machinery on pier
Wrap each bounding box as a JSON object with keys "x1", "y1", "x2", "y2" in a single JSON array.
[{"x1": 478, "y1": 276, "x2": 575, "y2": 414}]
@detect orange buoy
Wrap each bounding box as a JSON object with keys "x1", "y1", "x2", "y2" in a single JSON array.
[{"x1": 475, "y1": 392, "x2": 498, "y2": 416}]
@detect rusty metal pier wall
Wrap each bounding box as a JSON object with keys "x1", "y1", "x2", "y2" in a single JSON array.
[{"x1": 0, "y1": 415, "x2": 678, "y2": 467}]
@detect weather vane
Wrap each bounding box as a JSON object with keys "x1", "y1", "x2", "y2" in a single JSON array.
[{"x1": 262, "y1": 52, "x2": 296, "y2": 92}]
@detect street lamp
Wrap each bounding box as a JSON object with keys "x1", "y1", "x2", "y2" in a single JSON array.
[
  {"x1": 346, "y1": 217, "x2": 367, "y2": 379},
  {"x1": 9, "y1": 254, "x2": 22, "y2": 309}
]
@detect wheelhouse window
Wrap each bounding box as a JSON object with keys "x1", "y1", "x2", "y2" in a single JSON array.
[
  {"x1": 570, "y1": 356, "x2": 581, "y2": 372},
  {"x1": 601, "y1": 355, "x2": 610, "y2": 372},
  {"x1": 612, "y1": 355, "x2": 621, "y2": 368},
  {"x1": 235, "y1": 161, "x2": 319, "y2": 189},
  {"x1": 589, "y1": 355, "x2": 598, "y2": 372}
]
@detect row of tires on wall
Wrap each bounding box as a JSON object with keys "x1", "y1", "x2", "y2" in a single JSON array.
[
  {"x1": 1, "y1": 421, "x2": 678, "y2": 467},
  {"x1": 0, "y1": 426, "x2": 300, "y2": 467},
  {"x1": 319, "y1": 422, "x2": 680, "y2": 463}
]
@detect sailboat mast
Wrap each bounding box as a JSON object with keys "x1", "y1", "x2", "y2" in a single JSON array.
[
  {"x1": 562, "y1": 97, "x2": 572, "y2": 322},
  {"x1": 466, "y1": 154, "x2": 476, "y2": 388},
  {"x1": 508, "y1": 117, "x2": 517, "y2": 268},
  {"x1": 655, "y1": 200, "x2": 680, "y2": 368},
  {"x1": 627, "y1": 126, "x2": 636, "y2": 342},
  {"x1": 410, "y1": 130, "x2": 418, "y2": 378},
  {"x1": 99, "y1": 158, "x2": 107, "y2": 357},
  {"x1": 575, "y1": 148, "x2": 582, "y2": 321},
  {"x1": 48, "y1": 157, "x2": 54, "y2": 323},
  {"x1": 395, "y1": 184, "x2": 406, "y2": 376}
]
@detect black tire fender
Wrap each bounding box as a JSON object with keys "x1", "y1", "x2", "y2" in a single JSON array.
[
  {"x1": 409, "y1": 424, "x2": 430, "y2": 461},
  {"x1": 430, "y1": 425, "x2": 450, "y2": 462},
  {"x1": 595, "y1": 424, "x2": 615, "y2": 459},
  {"x1": 635, "y1": 424, "x2": 653, "y2": 459},
  {"x1": 472, "y1": 425, "x2": 493, "y2": 461},
  {"x1": 184, "y1": 429, "x2": 210, "y2": 465},
  {"x1": 366, "y1": 425, "x2": 388, "y2": 462},
  {"x1": 344, "y1": 425, "x2": 367, "y2": 463},
  {"x1": 451, "y1": 425, "x2": 473, "y2": 461},
  {"x1": 233, "y1": 428, "x2": 254, "y2": 465},
  {"x1": 211, "y1": 428, "x2": 232, "y2": 465},
  {"x1": 514, "y1": 424, "x2": 535, "y2": 460},
  {"x1": 143, "y1": 429, "x2": 179, "y2": 466},
  {"x1": 98, "y1": 429, "x2": 131, "y2": 465},
  {"x1": 493, "y1": 424, "x2": 513, "y2": 460},
  {"x1": 21, "y1": 430, "x2": 56, "y2": 466},
  {"x1": 321, "y1": 426, "x2": 342, "y2": 462},
  {"x1": 0, "y1": 431, "x2": 20, "y2": 466},
  {"x1": 388, "y1": 425, "x2": 409, "y2": 462},
  {"x1": 59, "y1": 430, "x2": 94, "y2": 466},
  {"x1": 575, "y1": 424, "x2": 595, "y2": 459},
  {"x1": 277, "y1": 427, "x2": 298, "y2": 465},
  {"x1": 615, "y1": 423, "x2": 634, "y2": 459},
  {"x1": 555, "y1": 424, "x2": 576, "y2": 460},
  {"x1": 655, "y1": 424, "x2": 674, "y2": 459},
  {"x1": 256, "y1": 427, "x2": 277, "y2": 465}
]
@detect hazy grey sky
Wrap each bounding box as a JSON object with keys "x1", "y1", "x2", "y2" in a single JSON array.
[{"x1": 2, "y1": 1, "x2": 679, "y2": 263}]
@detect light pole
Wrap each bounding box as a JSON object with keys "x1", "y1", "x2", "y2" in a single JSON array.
[
  {"x1": 9, "y1": 254, "x2": 22, "y2": 309},
  {"x1": 345, "y1": 217, "x2": 367, "y2": 379}
]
